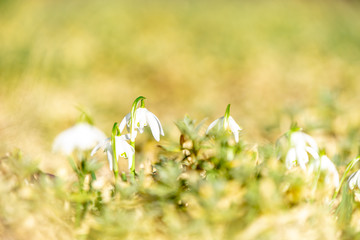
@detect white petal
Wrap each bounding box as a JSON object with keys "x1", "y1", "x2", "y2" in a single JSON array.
[
  {"x1": 115, "y1": 136, "x2": 126, "y2": 155},
  {"x1": 228, "y1": 116, "x2": 242, "y2": 131},
  {"x1": 206, "y1": 118, "x2": 221, "y2": 134},
  {"x1": 303, "y1": 133, "x2": 318, "y2": 151},
  {"x1": 124, "y1": 144, "x2": 135, "y2": 169},
  {"x1": 151, "y1": 112, "x2": 164, "y2": 136},
  {"x1": 106, "y1": 149, "x2": 114, "y2": 171},
  {"x1": 135, "y1": 108, "x2": 148, "y2": 133},
  {"x1": 305, "y1": 146, "x2": 319, "y2": 160},
  {"x1": 114, "y1": 137, "x2": 135, "y2": 169},
  {"x1": 146, "y1": 111, "x2": 161, "y2": 141},
  {"x1": 319, "y1": 155, "x2": 332, "y2": 171},
  {"x1": 290, "y1": 132, "x2": 305, "y2": 148},
  {"x1": 130, "y1": 130, "x2": 138, "y2": 142},
  {"x1": 119, "y1": 134, "x2": 131, "y2": 141},
  {"x1": 285, "y1": 148, "x2": 297, "y2": 169},
  {"x1": 119, "y1": 113, "x2": 131, "y2": 133},
  {"x1": 228, "y1": 116, "x2": 241, "y2": 143},
  {"x1": 90, "y1": 137, "x2": 111, "y2": 156},
  {"x1": 115, "y1": 136, "x2": 134, "y2": 157},
  {"x1": 296, "y1": 147, "x2": 308, "y2": 170},
  {"x1": 233, "y1": 131, "x2": 239, "y2": 143},
  {"x1": 128, "y1": 157, "x2": 133, "y2": 170},
  {"x1": 320, "y1": 156, "x2": 340, "y2": 188}
]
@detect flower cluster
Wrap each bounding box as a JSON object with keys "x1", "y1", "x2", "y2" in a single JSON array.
[
  {"x1": 90, "y1": 96, "x2": 164, "y2": 175},
  {"x1": 52, "y1": 97, "x2": 164, "y2": 176},
  {"x1": 53, "y1": 100, "x2": 360, "y2": 199}
]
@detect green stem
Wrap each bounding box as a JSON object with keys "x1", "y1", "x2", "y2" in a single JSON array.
[
  {"x1": 128, "y1": 96, "x2": 145, "y2": 177},
  {"x1": 332, "y1": 157, "x2": 360, "y2": 200},
  {"x1": 140, "y1": 99, "x2": 145, "y2": 108},
  {"x1": 130, "y1": 141, "x2": 136, "y2": 176},
  {"x1": 111, "y1": 122, "x2": 119, "y2": 180}
]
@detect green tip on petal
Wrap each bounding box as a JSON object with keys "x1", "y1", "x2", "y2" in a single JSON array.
[{"x1": 290, "y1": 122, "x2": 302, "y2": 133}]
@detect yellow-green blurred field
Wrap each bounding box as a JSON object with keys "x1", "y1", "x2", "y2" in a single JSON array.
[{"x1": 2, "y1": 0, "x2": 360, "y2": 239}]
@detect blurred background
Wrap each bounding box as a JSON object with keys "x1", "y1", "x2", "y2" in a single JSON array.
[{"x1": 1, "y1": 0, "x2": 360, "y2": 173}]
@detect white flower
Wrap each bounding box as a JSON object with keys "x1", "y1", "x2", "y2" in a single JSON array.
[
  {"x1": 53, "y1": 123, "x2": 107, "y2": 155},
  {"x1": 119, "y1": 107, "x2": 164, "y2": 142},
  {"x1": 91, "y1": 134, "x2": 134, "y2": 170},
  {"x1": 285, "y1": 131, "x2": 319, "y2": 170},
  {"x1": 308, "y1": 155, "x2": 339, "y2": 188},
  {"x1": 206, "y1": 116, "x2": 242, "y2": 143},
  {"x1": 348, "y1": 170, "x2": 360, "y2": 190}
]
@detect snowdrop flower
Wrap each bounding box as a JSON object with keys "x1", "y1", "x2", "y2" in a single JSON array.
[
  {"x1": 119, "y1": 107, "x2": 164, "y2": 142},
  {"x1": 285, "y1": 130, "x2": 319, "y2": 170},
  {"x1": 91, "y1": 134, "x2": 134, "y2": 170},
  {"x1": 206, "y1": 104, "x2": 242, "y2": 143},
  {"x1": 53, "y1": 123, "x2": 106, "y2": 155},
  {"x1": 348, "y1": 170, "x2": 360, "y2": 190},
  {"x1": 308, "y1": 155, "x2": 339, "y2": 188}
]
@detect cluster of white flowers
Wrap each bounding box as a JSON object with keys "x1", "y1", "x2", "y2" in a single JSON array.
[
  {"x1": 92, "y1": 106, "x2": 164, "y2": 171},
  {"x1": 53, "y1": 102, "x2": 244, "y2": 173},
  {"x1": 53, "y1": 102, "x2": 360, "y2": 196},
  {"x1": 53, "y1": 97, "x2": 164, "y2": 173}
]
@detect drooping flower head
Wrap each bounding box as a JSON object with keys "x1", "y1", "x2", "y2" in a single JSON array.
[
  {"x1": 284, "y1": 126, "x2": 319, "y2": 170},
  {"x1": 206, "y1": 104, "x2": 242, "y2": 143},
  {"x1": 119, "y1": 96, "x2": 164, "y2": 142},
  {"x1": 308, "y1": 154, "x2": 339, "y2": 188},
  {"x1": 53, "y1": 123, "x2": 106, "y2": 155},
  {"x1": 91, "y1": 130, "x2": 134, "y2": 170}
]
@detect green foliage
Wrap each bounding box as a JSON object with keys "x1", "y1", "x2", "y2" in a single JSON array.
[{"x1": 1, "y1": 113, "x2": 359, "y2": 239}]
